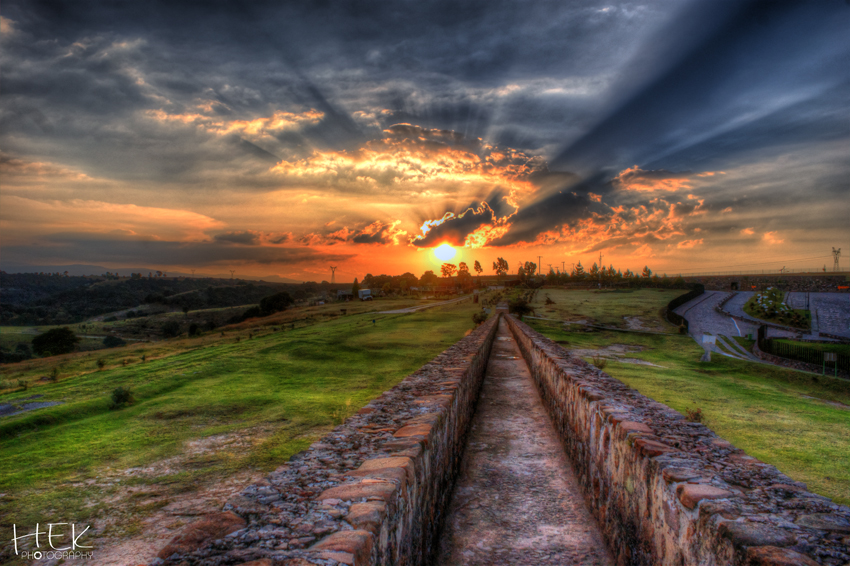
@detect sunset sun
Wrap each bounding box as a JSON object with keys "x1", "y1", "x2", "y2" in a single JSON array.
[{"x1": 433, "y1": 243, "x2": 457, "y2": 261}]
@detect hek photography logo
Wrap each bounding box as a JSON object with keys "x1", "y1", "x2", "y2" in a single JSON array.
[{"x1": 11, "y1": 523, "x2": 94, "y2": 561}]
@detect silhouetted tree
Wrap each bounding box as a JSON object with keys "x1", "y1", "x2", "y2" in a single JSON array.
[{"x1": 32, "y1": 327, "x2": 80, "y2": 356}]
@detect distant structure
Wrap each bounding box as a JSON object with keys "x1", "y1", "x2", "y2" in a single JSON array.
[
  {"x1": 230, "y1": 269, "x2": 235, "y2": 279},
  {"x1": 330, "y1": 266, "x2": 337, "y2": 284},
  {"x1": 833, "y1": 247, "x2": 841, "y2": 271}
]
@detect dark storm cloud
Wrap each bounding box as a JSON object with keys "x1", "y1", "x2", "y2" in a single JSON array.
[
  {"x1": 1, "y1": 234, "x2": 353, "y2": 267},
  {"x1": 213, "y1": 231, "x2": 261, "y2": 245}
]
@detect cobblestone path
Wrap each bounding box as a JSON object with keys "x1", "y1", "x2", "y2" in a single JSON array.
[{"x1": 434, "y1": 319, "x2": 614, "y2": 566}]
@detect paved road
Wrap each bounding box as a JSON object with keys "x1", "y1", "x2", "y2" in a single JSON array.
[
  {"x1": 378, "y1": 296, "x2": 470, "y2": 314},
  {"x1": 789, "y1": 292, "x2": 850, "y2": 338},
  {"x1": 435, "y1": 320, "x2": 614, "y2": 566},
  {"x1": 675, "y1": 291, "x2": 759, "y2": 338}
]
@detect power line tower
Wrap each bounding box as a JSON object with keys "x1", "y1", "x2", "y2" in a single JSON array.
[
  {"x1": 330, "y1": 266, "x2": 337, "y2": 284},
  {"x1": 833, "y1": 247, "x2": 841, "y2": 272},
  {"x1": 230, "y1": 270, "x2": 235, "y2": 280}
]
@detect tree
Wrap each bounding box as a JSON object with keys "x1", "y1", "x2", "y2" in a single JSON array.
[
  {"x1": 458, "y1": 262, "x2": 469, "y2": 276},
  {"x1": 103, "y1": 335, "x2": 126, "y2": 348},
  {"x1": 589, "y1": 262, "x2": 600, "y2": 280},
  {"x1": 457, "y1": 262, "x2": 473, "y2": 289},
  {"x1": 642, "y1": 266, "x2": 652, "y2": 278},
  {"x1": 523, "y1": 261, "x2": 537, "y2": 278},
  {"x1": 161, "y1": 320, "x2": 181, "y2": 337},
  {"x1": 473, "y1": 260, "x2": 483, "y2": 282},
  {"x1": 260, "y1": 291, "x2": 294, "y2": 315},
  {"x1": 419, "y1": 270, "x2": 439, "y2": 287},
  {"x1": 32, "y1": 327, "x2": 79, "y2": 356},
  {"x1": 492, "y1": 257, "x2": 509, "y2": 278},
  {"x1": 573, "y1": 261, "x2": 586, "y2": 280},
  {"x1": 441, "y1": 263, "x2": 458, "y2": 278},
  {"x1": 352, "y1": 278, "x2": 360, "y2": 295}
]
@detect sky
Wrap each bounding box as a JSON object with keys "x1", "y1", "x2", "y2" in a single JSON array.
[{"x1": 1, "y1": 0, "x2": 849, "y2": 282}]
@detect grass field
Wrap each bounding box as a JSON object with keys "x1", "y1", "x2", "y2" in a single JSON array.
[
  {"x1": 0, "y1": 296, "x2": 484, "y2": 533},
  {"x1": 531, "y1": 288, "x2": 683, "y2": 330},
  {"x1": 773, "y1": 339, "x2": 850, "y2": 357},
  {"x1": 528, "y1": 288, "x2": 850, "y2": 505}
]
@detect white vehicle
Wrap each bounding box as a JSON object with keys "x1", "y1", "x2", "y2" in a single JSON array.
[{"x1": 358, "y1": 289, "x2": 373, "y2": 301}]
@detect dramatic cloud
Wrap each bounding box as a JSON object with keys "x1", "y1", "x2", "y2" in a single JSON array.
[{"x1": 1, "y1": 0, "x2": 847, "y2": 278}]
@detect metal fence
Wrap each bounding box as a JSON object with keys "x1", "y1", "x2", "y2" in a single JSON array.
[
  {"x1": 676, "y1": 268, "x2": 849, "y2": 277},
  {"x1": 758, "y1": 328, "x2": 849, "y2": 374}
]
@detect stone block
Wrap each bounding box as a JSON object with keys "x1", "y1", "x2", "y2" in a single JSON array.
[
  {"x1": 745, "y1": 546, "x2": 820, "y2": 565},
  {"x1": 157, "y1": 511, "x2": 246, "y2": 559},
  {"x1": 353, "y1": 456, "x2": 415, "y2": 484},
  {"x1": 719, "y1": 521, "x2": 796, "y2": 549},
  {"x1": 393, "y1": 423, "x2": 433, "y2": 439},
  {"x1": 318, "y1": 481, "x2": 398, "y2": 504},
  {"x1": 346, "y1": 501, "x2": 387, "y2": 534},
  {"x1": 634, "y1": 438, "x2": 676, "y2": 457},
  {"x1": 676, "y1": 484, "x2": 732, "y2": 509},
  {"x1": 311, "y1": 530, "x2": 373, "y2": 566},
  {"x1": 620, "y1": 420, "x2": 653, "y2": 434}
]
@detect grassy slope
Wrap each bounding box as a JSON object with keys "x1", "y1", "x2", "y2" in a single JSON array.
[
  {"x1": 0, "y1": 297, "x2": 483, "y2": 528},
  {"x1": 529, "y1": 288, "x2": 850, "y2": 505},
  {"x1": 534, "y1": 288, "x2": 682, "y2": 329}
]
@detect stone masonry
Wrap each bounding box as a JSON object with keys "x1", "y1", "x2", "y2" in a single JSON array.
[{"x1": 505, "y1": 314, "x2": 850, "y2": 566}]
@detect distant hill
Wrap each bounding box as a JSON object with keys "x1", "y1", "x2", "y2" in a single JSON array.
[
  {"x1": 0, "y1": 272, "x2": 344, "y2": 326},
  {"x1": 0, "y1": 264, "x2": 304, "y2": 284}
]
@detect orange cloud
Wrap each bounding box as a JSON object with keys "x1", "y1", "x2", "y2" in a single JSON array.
[
  {"x1": 677, "y1": 238, "x2": 704, "y2": 249},
  {"x1": 741, "y1": 227, "x2": 755, "y2": 235},
  {"x1": 763, "y1": 231, "x2": 784, "y2": 245},
  {"x1": 147, "y1": 108, "x2": 324, "y2": 138},
  {"x1": 613, "y1": 165, "x2": 718, "y2": 193},
  {"x1": 0, "y1": 195, "x2": 224, "y2": 243}
]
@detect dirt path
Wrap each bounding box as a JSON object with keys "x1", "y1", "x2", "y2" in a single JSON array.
[
  {"x1": 379, "y1": 296, "x2": 470, "y2": 314},
  {"x1": 434, "y1": 319, "x2": 614, "y2": 566}
]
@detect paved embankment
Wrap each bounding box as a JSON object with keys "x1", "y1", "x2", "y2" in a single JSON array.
[{"x1": 435, "y1": 320, "x2": 614, "y2": 566}]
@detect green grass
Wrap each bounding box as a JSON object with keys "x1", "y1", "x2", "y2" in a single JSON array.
[
  {"x1": 732, "y1": 336, "x2": 756, "y2": 353},
  {"x1": 532, "y1": 288, "x2": 682, "y2": 330},
  {"x1": 0, "y1": 297, "x2": 485, "y2": 529},
  {"x1": 528, "y1": 319, "x2": 850, "y2": 505}
]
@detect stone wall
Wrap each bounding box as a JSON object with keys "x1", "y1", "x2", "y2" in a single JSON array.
[
  {"x1": 504, "y1": 314, "x2": 850, "y2": 566},
  {"x1": 684, "y1": 274, "x2": 849, "y2": 293},
  {"x1": 154, "y1": 315, "x2": 500, "y2": 566}
]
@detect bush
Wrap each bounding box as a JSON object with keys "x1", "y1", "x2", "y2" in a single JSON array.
[
  {"x1": 50, "y1": 367, "x2": 59, "y2": 382},
  {"x1": 685, "y1": 407, "x2": 703, "y2": 423},
  {"x1": 102, "y1": 335, "x2": 126, "y2": 348},
  {"x1": 188, "y1": 323, "x2": 200, "y2": 336},
  {"x1": 472, "y1": 311, "x2": 488, "y2": 325},
  {"x1": 17, "y1": 379, "x2": 28, "y2": 391},
  {"x1": 108, "y1": 386, "x2": 134, "y2": 410},
  {"x1": 508, "y1": 298, "x2": 534, "y2": 319},
  {"x1": 260, "y1": 291, "x2": 294, "y2": 315},
  {"x1": 161, "y1": 320, "x2": 181, "y2": 338},
  {"x1": 96, "y1": 358, "x2": 106, "y2": 370},
  {"x1": 32, "y1": 327, "x2": 80, "y2": 356},
  {"x1": 591, "y1": 353, "x2": 608, "y2": 370}
]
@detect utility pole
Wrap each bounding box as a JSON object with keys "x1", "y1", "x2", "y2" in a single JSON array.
[
  {"x1": 538, "y1": 255, "x2": 542, "y2": 279},
  {"x1": 561, "y1": 261, "x2": 566, "y2": 273},
  {"x1": 598, "y1": 252, "x2": 603, "y2": 287},
  {"x1": 833, "y1": 247, "x2": 841, "y2": 272},
  {"x1": 230, "y1": 270, "x2": 235, "y2": 280}
]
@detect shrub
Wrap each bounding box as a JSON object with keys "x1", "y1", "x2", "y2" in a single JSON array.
[
  {"x1": 188, "y1": 323, "x2": 200, "y2": 336},
  {"x1": 508, "y1": 298, "x2": 534, "y2": 319},
  {"x1": 32, "y1": 327, "x2": 79, "y2": 356},
  {"x1": 472, "y1": 311, "x2": 488, "y2": 325},
  {"x1": 260, "y1": 291, "x2": 294, "y2": 315},
  {"x1": 50, "y1": 367, "x2": 59, "y2": 382},
  {"x1": 685, "y1": 407, "x2": 703, "y2": 423},
  {"x1": 17, "y1": 379, "x2": 28, "y2": 391},
  {"x1": 161, "y1": 320, "x2": 181, "y2": 338},
  {"x1": 96, "y1": 358, "x2": 106, "y2": 370},
  {"x1": 545, "y1": 295, "x2": 555, "y2": 305},
  {"x1": 108, "y1": 386, "x2": 134, "y2": 410},
  {"x1": 591, "y1": 353, "x2": 608, "y2": 370},
  {"x1": 102, "y1": 335, "x2": 126, "y2": 348}
]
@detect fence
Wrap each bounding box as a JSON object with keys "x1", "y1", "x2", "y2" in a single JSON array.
[
  {"x1": 758, "y1": 326, "x2": 849, "y2": 374},
  {"x1": 664, "y1": 283, "x2": 705, "y2": 331},
  {"x1": 678, "y1": 268, "x2": 849, "y2": 277}
]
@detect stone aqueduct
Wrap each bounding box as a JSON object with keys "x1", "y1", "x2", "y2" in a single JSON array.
[{"x1": 152, "y1": 312, "x2": 850, "y2": 566}]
